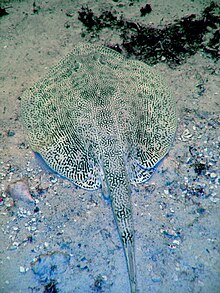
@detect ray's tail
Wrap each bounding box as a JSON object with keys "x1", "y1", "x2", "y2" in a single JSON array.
[
  {"x1": 103, "y1": 151, "x2": 137, "y2": 293},
  {"x1": 111, "y1": 187, "x2": 136, "y2": 293},
  {"x1": 124, "y1": 235, "x2": 136, "y2": 293}
]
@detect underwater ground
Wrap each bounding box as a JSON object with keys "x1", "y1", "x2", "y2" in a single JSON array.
[{"x1": 0, "y1": 0, "x2": 219, "y2": 292}]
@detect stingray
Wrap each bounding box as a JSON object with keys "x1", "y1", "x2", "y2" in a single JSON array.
[{"x1": 21, "y1": 43, "x2": 176, "y2": 293}]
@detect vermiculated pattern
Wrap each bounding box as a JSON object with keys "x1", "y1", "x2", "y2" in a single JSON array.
[{"x1": 21, "y1": 43, "x2": 176, "y2": 293}]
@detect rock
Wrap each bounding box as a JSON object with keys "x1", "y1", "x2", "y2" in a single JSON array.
[
  {"x1": 19, "y1": 266, "x2": 26, "y2": 273},
  {"x1": 6, "y1": 179, "x2": 34, "y2": 203}
]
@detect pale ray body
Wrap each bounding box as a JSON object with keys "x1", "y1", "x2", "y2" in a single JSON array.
[{"x1": 21, "y1": 43, "x2": 176, "y2": 292}]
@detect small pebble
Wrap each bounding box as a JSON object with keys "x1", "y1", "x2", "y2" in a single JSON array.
[
  {"x1": 19, "y1": 266, "x2": 25, "y2": 273},
  {"x1": 210, "y1": 172, "x2": 217, "y2": 178},
  {"x1": 44, "y1": 242, "x2": 49, "y2": 248},
  {"x1": 164, "y1": 189, "x2": 169, "y2": 195}
]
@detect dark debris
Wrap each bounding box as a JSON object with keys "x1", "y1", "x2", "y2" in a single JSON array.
[
  {"x1": 93, "y1": 275, "x2": 106, "y2": 292},
  {"x1": 44, "y1": 280, "x2": 58, "y2": 293},
  {"x1": 0, "y1": 7, "x2": 9, "y2": 17},
  {"x1": 78, "y1": 2, "x2": 220, "y2": 66},
  {"x1": 194, "y1": 161, "x2": 208, "y2": 176},
  {"x1": 140, "y1": 4, "x2": 152, "y2": 17},
  {"x1": 33, "y1": 1, "x2": 41, "y2": 14},
  {"x1": 189, "y1": 146, "x2": 209, "y2": 176}
]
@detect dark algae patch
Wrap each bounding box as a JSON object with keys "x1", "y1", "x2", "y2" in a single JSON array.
[{"x1": 78, "y1": 2, "x2": 220, "y2": 66}]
